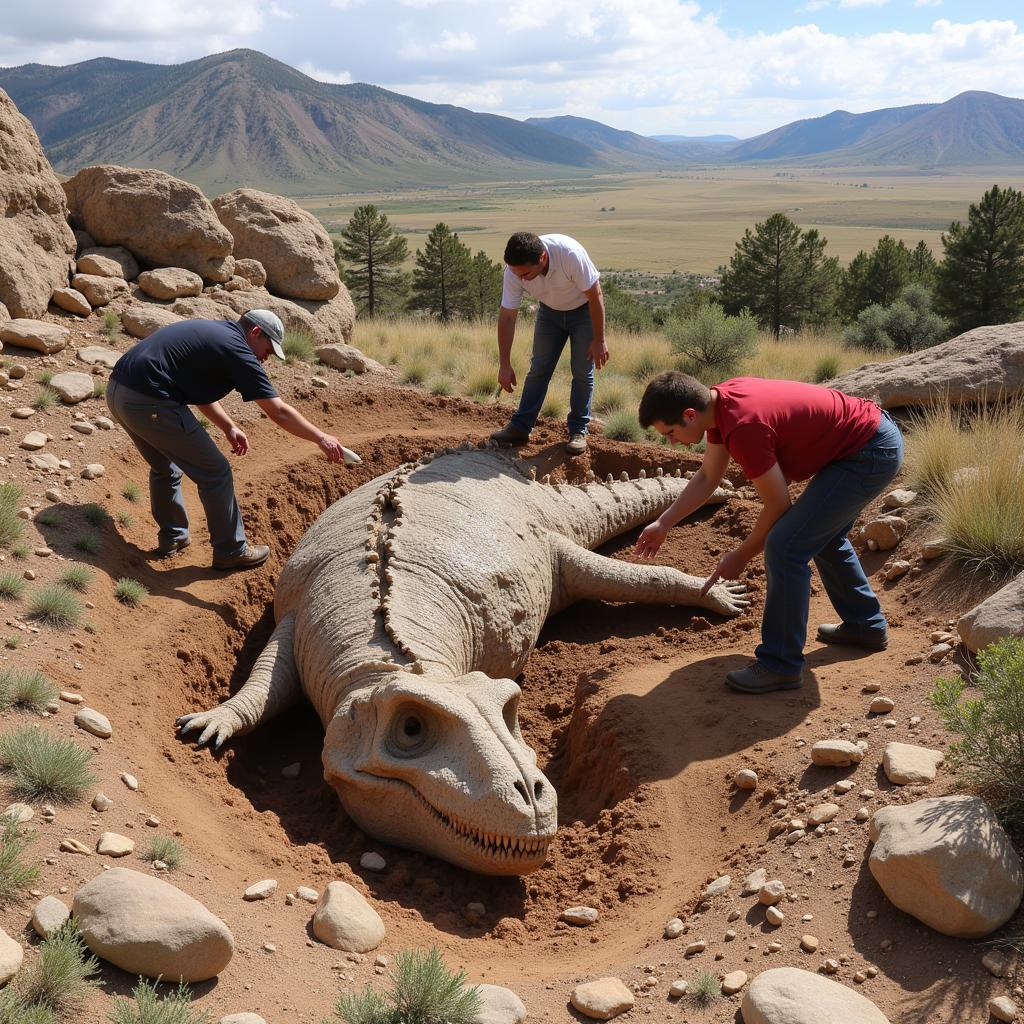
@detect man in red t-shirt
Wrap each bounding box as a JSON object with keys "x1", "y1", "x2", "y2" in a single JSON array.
[{"x1": 635, "y1": 372, "x2": 904, "y2": 693}]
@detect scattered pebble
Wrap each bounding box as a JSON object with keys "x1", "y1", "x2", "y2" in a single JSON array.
[{"x1": 734, "y1": 769, "x2": 758, "y2": 790}]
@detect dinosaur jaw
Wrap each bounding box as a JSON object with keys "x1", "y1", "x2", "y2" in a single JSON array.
[{"x1": 336, "y1": 773, "x2": 554, "y2": 876}]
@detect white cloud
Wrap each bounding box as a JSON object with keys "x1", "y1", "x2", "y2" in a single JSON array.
[
  {"x1": 297, "y1": 61, "x2": 352, "y2": 83},
  {"x1": 328, "y1": 0, "x2": 365, "y2": 7},
  {"x1": 838, "y1": 0, "x2": 889, "y2": 7},
  {"x1": 801, "y1": 1, "x2": 831, "y2": 10},
  {"x1": 439, "y1": 30, "x2": 476, "y2": 51},
  {"x1": 269, "y1": 3, "x2": 294, "y2": 18},
  {"x1": 914, "y1": 0, "x2": 942, "y2": 5}
]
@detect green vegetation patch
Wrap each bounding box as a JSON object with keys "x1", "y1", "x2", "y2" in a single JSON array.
[
  {"x1": 108, "y1": 978, "x2": 210, "y2": 1024},
  {"x1": 114, "y1": 578, "x2": 148, "y2": 608},
  {"x1": 28, "y1": 586, "x2": 83, "y2": 629},
  {"x1": 0, "y1": 725, "x2": 96, "y2": 803}
]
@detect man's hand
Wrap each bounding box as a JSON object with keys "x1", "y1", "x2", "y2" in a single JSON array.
[
  {"x1": 498, "y1": 363, "x2": 517, "y2": 393},
  {"x1": 317, "y1": 434, "x2": 346, "y2": 463},
  {"x1": 636, "y1": 520, "x2": 668, "y2": 560},
  {"x1": 701, "y1": 548, "x2": 750, "y2": 595},
  {"x1": 225, "y1": 426, "x2": 249, "y2": 456},
  {"x1": 589, "y1": 338, "x2": 609, "y2": 370}
]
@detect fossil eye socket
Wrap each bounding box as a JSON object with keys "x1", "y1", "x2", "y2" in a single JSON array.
[{"x1": 388, "y1": 706, "x2": 435, "y2": 757}]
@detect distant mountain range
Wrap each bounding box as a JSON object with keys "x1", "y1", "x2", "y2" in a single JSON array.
[{"x1": 0, "y1": 49, "x2": 1022, "y2": 196}]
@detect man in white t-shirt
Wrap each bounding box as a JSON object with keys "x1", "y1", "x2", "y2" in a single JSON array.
[{"x1": 490, "y1": 231, "x2": 608, "y2": 455}]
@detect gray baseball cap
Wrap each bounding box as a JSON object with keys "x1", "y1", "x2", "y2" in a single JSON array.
[{"x1": 243, "y1": 309, "x2": 286, "y2": 360}]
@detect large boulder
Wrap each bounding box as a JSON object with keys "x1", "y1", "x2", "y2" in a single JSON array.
[
  {"x1": 63, "y1": 165, "x2": 234, "y2": 282},
  {"x1": 200, "y1": 287, "x2": 354, "y2": 345},
  {"x1": 0, "y1": 318, "x2": 69, "y2": 354},
  {"x1": 316, "y1": 343, "x2": 386, "y2": 375},
  {"x1": 741, "y1": 968, "x2": 889, "y2": 1023},
  {"x1": 829, "y1": 322, "x2": 1024, "y2": 409},
  {"x1": 137, "y1": 268, "x2": 204, "y2": 300},
  {"x1": 73, "y1": 867, "x2": 234, "y2": 981},
  {"x1": 51, "y1": 287, "x2": 91, "y2": 317},
  {"x1": 311, "y1": 881, "x2": 385, "y2": 952},
  {"x1": 72, "y1": 273, "x2": 130, "y2": 308},
  {"x1": 81, "y1": 245, "x2": 139, "y2": 281},
  {"x1": 959, "y1": 572, "x2": 1024, "y2": 652},
  {"x1": 77, "y1": 252, "x2": 126, "y2": 279},
  {"x1": 212, "y1": 188, "x2": 340, "y2": 300},
  {"x1": 296, "y1": 291, "x2": 356, "y2": 345},
  {"x1": 0, "y1": 89, "x2": 76, "y2": 318},
  {"x1": 121, "y1": 304, "x2": 183, "y2": 339},
  {"x1": 869, "y1": 795, "x2": 1023, "y2": 938}
]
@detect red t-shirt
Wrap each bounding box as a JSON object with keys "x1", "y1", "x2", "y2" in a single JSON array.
[{"x1": 706, "y1": 377, "x2": 881, "y2": 483}]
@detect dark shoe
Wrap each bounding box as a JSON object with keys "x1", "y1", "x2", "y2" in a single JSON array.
[
  {"x1": 565, "y1": 432, "x2": 588, "y2": 456},
  {"x1": 212, "y1": 543, "x2": 270, "y2": 571},
  {"x1": 726, "y1": 661, "x2": 803, "y2": 694},
  {"x1": 490, "y1": 424, "x2": 531, "y2": 447},
  {"x1": 153, "y1": 537, "x2": 190, "y2": 558},
  {"x1": 817, "y1": 622, "x2": 889, "y2": 651}
]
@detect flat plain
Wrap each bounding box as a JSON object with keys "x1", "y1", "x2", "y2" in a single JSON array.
[{"x1": 302, "y1": 164, "x2": 1021, "y2": 272}]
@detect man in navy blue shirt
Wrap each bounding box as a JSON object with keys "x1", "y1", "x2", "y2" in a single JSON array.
[{"x1": 108, "y1": 309, "x2": 357, "y2": 570}]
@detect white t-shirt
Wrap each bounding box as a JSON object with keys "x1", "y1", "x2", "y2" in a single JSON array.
[{"x1": 500, "y1": 234, "x2": 600, "y2": 312}]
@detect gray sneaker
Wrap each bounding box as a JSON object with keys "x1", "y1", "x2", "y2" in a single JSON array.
[
  {"x1": 725, "y1": 661, "x2": 803, "y2": 694},
  {"x1": 212, "y1": 543, "x2": 270, "y2": 571},
  {"x1": 565, "y1": 432, "x2": 588, "y2": 455},
  {"x1": 816, "y1": 622, "x2": 889, "y2": 651},
  {"x1": 490, "y1": 424, "x2": 531, "y2": 447}
]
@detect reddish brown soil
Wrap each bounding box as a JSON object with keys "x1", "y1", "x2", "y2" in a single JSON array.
[{"x1": 0, "y1": 314, "x2": 1015, "y2": 1023}]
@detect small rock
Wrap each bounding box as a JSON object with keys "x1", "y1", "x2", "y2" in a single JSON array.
[
  {"x1": 312, "y1": 881, "x2": 385, "y2": 952},
  {"x1": 882, "y1": 742, "x2": 944, "y2": 785},
  {"x1": 663, "y1": 918, "x2": 684, "y2": 939},
  {"x1": 74, "y1": 707, "x2": 112, "y2": 739},
  {"x1": 705, "y1": 875, "x2": 731, "y2": 897},
  {"x1": 121, "y1": 773, "x2": 139, "y2": 791},
  {"x1": 97, "y1": 832, "x2": 135, "y2": 857},
  {"x1": 668, "y1": 979, "x2": 688, "y2": 998},
  {"x1": 31, "y1": 896, "x2": 70, "y2": 938},
  {"x1": 808, "y1": 803, "x2": 839, "y2": 826},
  {"x1": 81, "y1": 463, "x2": 106, "y2": 480},
  {"x1": 734, "y1": 769, "x2": 758, "y2": 790},
  {"x1": 811, "y1": 740, "x2": 864, "y2": 767},
  {"x1": 2, "y1": 802, "x2": 33, "y2": 823},
  {"x1": 721, "y1": 970, "x2": 747, "y2": 995},
  {"x1": 20, "y1": 431, "x2": 48, "y2": 451},
  {"x1": 0, "y1": 927, "x2": 24, "y2": 986},
  {"x1": 145, "y1": 815, "x2": 160, "y2": 827},
  {"x1": 801, "y1": 934, "x2": 820, "y2": 952},
  {"x1": 570, "y1": 977, "x2": 634, "y2": 1020},
  {"x1": 766, "y1": 906, "x2": 785, "y2": 926},
  {"x1": 742, "y1": 868, "x2": 768, "y2": 895},
  {"x1": 561, "y1": 905, "x2": 599, "y2": 926},
  {"x1": 60, "y1": 838, "x2": 90, "y2": 855},
  {"x1": 759, "y1": 880, "x2": 786, "y2": 906},
  {"x1": 296, "y1": 886, "x2": 319, "y2": 903},
  {"x1": 244, "y1": 880, "x2": 279, "y2": 901},
  {"x1": 281, "y1": 762, "x2": 301, "y2": 779},
  {"x1": 92, "y1": 793, "x2": 113, "y2": 812},
  {"x1": 684, "y1": 940, "x2": 706, "y2": 956},
  {"x1": 360, "y1": 851, "x2": 386, "y2": 871},
  {"x1": 983, "y1": 952, "x2": 1009, "y2": 977},
  {"x1": 10, "y1": 407, "x2": 34, "y2": 419},
  {"x1": 990, "y1": 995, "x2": 1018, "y2": 1022}
]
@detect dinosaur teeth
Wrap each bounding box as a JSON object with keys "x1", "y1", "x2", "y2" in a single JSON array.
[
  {"x1": 639, "y1": 469, "x2": 646, "y2": 479},
  {"x1": 619, "y1": 471, "x2": 629, "y2": 482},
  {"x1": 656, "y1": 467, "x2": 664, "y2": 477},
  {"x1": 541, "y1": 474, "x2": 551, "y2": 485}
]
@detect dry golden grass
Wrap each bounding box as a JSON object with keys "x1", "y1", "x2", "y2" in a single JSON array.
[{"x1": 353, "y1": 316, "x2": 887, "y2": 423}]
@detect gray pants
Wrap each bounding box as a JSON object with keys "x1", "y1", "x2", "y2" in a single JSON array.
[{"x1": 106, "y1": 379, "x2": 246, "y2": 558}]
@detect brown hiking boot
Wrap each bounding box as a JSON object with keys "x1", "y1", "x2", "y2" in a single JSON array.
[
  {"x1": 565, "y1": 432, "x2": 588, "y2": 455},
  {"x1": 490, "y1": 424, "x2": 531, "y2": 447},
  {"x1": 152, "y1": 537, "x2": 191, "y2": 558},
  {"x1": 212, "y1": 543, "x2": 270, "y2": 571}
]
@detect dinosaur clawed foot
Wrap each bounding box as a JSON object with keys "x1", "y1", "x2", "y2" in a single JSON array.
[
  {"x1": 700, "y1": 581, "x2": 751, "y2": 618},
  {"x1": 175, "y1": 707, "x2": 244, "y2": 751}
]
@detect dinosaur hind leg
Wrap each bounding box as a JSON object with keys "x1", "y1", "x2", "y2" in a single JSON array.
[
  {"x1": 553, "y1": 539, "x2": 750, "y2": 617},
  {"x1": 176, "y1": 612, "x2": 301, "y2": 750}
]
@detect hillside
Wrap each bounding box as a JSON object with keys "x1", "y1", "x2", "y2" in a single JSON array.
[{"x1": 0, "y1": 50, "x2": 602, "y2": 194}]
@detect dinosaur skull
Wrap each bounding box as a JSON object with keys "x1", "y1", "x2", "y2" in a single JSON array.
[{"x1": 323, "y1": 672, "x2": 557, "y2": 875}]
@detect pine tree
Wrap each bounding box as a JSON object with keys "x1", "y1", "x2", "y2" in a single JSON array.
[
  {"x1": 467, "y1": 250, "x2": 503, "y2": 320},
  {"x1": 909, "y1": 240, "x2": 938, "y2": 289},
  {"x1": 409, "y1": 224, "x2": 473, "y2": 322},
  {"x1": 719, "y1": 213, "x2": 836, "y2": 337},
  {"x1": 335, "y1": 205, "x2": 408, "y2": 317},
  {"x1": 840, "y1": 236, "x2": 912, "y2": 320},
  {"x1": 935, "y1": 184, "x2": 1024, "y2": 334}
]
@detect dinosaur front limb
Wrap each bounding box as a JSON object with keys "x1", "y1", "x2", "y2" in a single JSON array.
[
  {"x1": 176, "y1": 612, "x2": 300, "y2": 750},
  {"x1": 554, "y1": 540, "x2": 751, "y2": 617}
]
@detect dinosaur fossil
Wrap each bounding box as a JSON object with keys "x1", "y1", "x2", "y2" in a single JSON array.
[{"x1": 177, "y1": 447, "x2": 748, "y2": 875}]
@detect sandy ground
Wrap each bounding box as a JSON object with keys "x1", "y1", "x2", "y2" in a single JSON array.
[{"x1": 0, "y1": 312, "x2": 1017, "y2": 1024}]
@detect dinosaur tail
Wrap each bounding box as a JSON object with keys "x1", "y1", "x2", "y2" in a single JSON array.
[{"x1": 545, "y1": 472, "x2": 709, "y2": 550}]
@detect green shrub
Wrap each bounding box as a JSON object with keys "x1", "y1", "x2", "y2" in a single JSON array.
[
  {"x1": 102, "y1": 310, "x2": 120, "y2": 339},
  {"x1": 144, "y1": 834, "x2": 186, "y2": 869},
  {"x1": 0, "y1": 989, "x2": 57, "y2": 1023},
  {"x1": 665, "y1": 304, "x2": 758, "y2": 382},
  {"x1": 0, "y1": 814, "x2": 41, "y2": 906},
  {"x1": 0, "y1": 573, "x2": 25, "y2": 600},
  {"x1": 332, "y1": 947, "x2": 481, "y2": 1024},
  {"x1": 116, "y1": 511, "x2": 134, "y2": 528},
  {"x1": 4, "y1": 636, "x2": 20, "y2": 650},
  {"x1": 401, "y1": 360, "x2": 429, "y2": 386},
  {"x1": 31, "y1": 389, "x2": 56, "y2": 412},
  {"x1": 0, "y1": 669, "x2": 59, "y2": 712},
  {"x1": 603, "y1": 411, "x2": 644, "y2": 443},
  {"x1": 429, "y1": 377, "x2": 454, "y2": 396},
  {"x1": 10, "y1": 543, "x2": 29, "y2": 560},
  {"x1": 121, "y1": 482, "x2": 141, "y2": 503},
  {"x1": 34, "y1": 509, "x2": 60, "y2": 529},
  {"x1": 72, "y1": 532, "x2": 101, "y2": 555},
  {"x1": 13, "y1": 919, "x2": 99, "y2": 1013},
  {"x1": 282, "y1": 330, "x2": 315, "y2": 364},
  {"x1": 593, "y1": 377, "x2": 633, "y2": 416},
  {"x1": 843, "y1": 285, "x2": 948, "y2": 353},
  {"x1": 114, "y1": 578, "x2": 148, "y2": 608},
  {"x1": 92, "y1": 379, "x2": 106, "y2": 399},
  {"x1": 0, "y1": 725, "x2": 95, "y2": 802},
  {"x1": 108, "y1": 978, "x2": 210, "y2": 1024},
  {"x1": 813, "y1": 354, "x2": 842, "y2": 383},
  {"x1": 81, "y1": 503, "x2": 108, "y2": 527},
  {"x1": 0, "y1": 483, "x2": 24, "y2": 549},
  {"x1": 540, "y1": 395, "x2": 566, "y2": 420},
  {"x1": 59, "y1": 566, "x2": 93, "y2": 593},
  {"x1": 931, "y1": 638, "x2": 1024, "y2": 821},
  {"x1": 38, "y1": 372, "x2": 54, "y2": 388},
  {"x1": 28, "y1": 586, "x2": 83, "y2": 629},
  {"x1": 687, "y1": 970, "x2": 721, "y2": 1008},
  {"x1": 464, "y1": 370, "x2": 498, "y2": 401}
]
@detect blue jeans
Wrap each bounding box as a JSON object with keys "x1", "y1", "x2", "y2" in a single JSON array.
[
  {"x1": 755, "y1": 411, "x2": 904, "y2": 675},
  {"x1": 106, "y1": 379, "x2": 247, "y2": 559},
  {"x1": 510, "y1": 302, "x2": 594, "y2": 436}
]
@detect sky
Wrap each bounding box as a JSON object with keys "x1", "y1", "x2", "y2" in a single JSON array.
[{"x1": 1, "y1": 0, "x2": 1023, "y2": 138}]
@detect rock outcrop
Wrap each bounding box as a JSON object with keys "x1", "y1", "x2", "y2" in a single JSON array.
[
  {"x1": 212, "y1": 188, "x2": 340, "y2": 300},
  {"x1": 0, "y1": 89, "x2": 76, "y2": 318},
  {"x1": 829, "y1": 323, "x2": 1024, "y2": 408},
  {"x1": 869, "y1": 795, "x2": 1023, "y2": 938},
  {"x1": 63, "y1": 165, "x2": 234, "y2": 282},
  {"x1": 0, "y1": 319, "x2": 70, "y2": 354},
  {"x1": 959, "y1": 572, "x2": 1024, "y2": 652},
  {"x1": 741, "y1": 967, "x2": 889, "y2": 1023}
]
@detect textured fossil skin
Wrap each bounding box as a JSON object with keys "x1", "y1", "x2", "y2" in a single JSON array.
[{"x1": 178, "y1": 447, "x2": 747, "y2": 874}]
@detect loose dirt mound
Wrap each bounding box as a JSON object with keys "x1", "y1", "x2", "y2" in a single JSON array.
[{"x1": 0, "y1": 327, "x2": 1008, "y2": 1023}]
